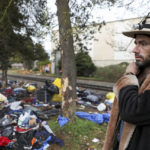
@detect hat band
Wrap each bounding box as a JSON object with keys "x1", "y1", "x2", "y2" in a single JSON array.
[{"x1": 140, "y1": 24, "x2": 150, "y2": 30}]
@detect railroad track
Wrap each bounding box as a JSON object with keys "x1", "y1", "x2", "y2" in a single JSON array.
[{"x1": 7, "y1": 74, "x2": 114, "y2": 93}]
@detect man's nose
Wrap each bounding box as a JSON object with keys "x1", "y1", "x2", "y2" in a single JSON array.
[{"x1": 132, "y1": 45, "x2": 140, "y2": 53}]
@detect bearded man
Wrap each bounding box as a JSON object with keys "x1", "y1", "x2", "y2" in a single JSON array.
[{"x1": 103, "y1": 13, "x2": 150, "y2": 150}]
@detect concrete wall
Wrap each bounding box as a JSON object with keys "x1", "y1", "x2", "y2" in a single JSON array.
[
  {"x1": 91, "y1": 17, "x2": 141, "y2": 67},
  {"x1": 50, "y1": 17, "x2": 142, "y2": 73}
]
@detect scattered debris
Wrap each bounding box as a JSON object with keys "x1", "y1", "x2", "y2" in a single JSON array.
[
  {"x1": 0, "y1": 78, "x2": 114, "y2": 149},
  {"x1": 92, "y1": 138, "x2": 100, "y2": 143}
]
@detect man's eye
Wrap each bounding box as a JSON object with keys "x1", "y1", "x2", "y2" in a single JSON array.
[{"x1": 141, "y1": 42, "x2": 147, "y2": 46}]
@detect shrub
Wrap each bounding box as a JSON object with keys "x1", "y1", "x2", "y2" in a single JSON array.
[
  {"x1": 32, "y1": 67, "x2": 39, "y2": 71},
  {"x1": 75, "y1": 51, "x2": 96, "y2": 77},
  {"x1": 93, "y1": 62, "x2": 128, "y2": 82}
]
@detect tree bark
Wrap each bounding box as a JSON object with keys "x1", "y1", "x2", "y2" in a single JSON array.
[
  {"x1": 1, "y1": 69, "x2": 7, "y2": 88},
  {"x1": 56, "y1": 0, "x2": 76, "y2": 120}
]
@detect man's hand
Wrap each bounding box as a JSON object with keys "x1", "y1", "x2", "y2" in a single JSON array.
[{"x1": 125, "y1": 62, "x2": 139, "y2": 75}]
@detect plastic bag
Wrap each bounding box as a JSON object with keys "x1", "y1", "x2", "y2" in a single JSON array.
[
  {"x1": 97, "y1": 103, "x2": 106, "y2": 111},
  {"x1": 27, "y1": 85, "x2": 36, "y2": 92},
  {"x1": 45, "y1": 80, "x2": 59, "y2": 94},
  {"x1": 106, "y1": 92, "x2": 115, "y2": 102},
  {"x1": 0, "y1": 93, "x2": 7, "y2": 102}
]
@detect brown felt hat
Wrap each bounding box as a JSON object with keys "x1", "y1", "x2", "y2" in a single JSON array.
[{"x1": 123, "y1": 13, "x2": 150, "y2": 38}]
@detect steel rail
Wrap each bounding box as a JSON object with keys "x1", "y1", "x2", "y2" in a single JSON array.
[{"x1": 7, "y1": 74, "x2": 113, "y2": 92}]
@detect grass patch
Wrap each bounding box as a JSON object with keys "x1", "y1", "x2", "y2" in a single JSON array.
[{"x1": 48, "y1": 116, "x2": 107, "y2": 150}]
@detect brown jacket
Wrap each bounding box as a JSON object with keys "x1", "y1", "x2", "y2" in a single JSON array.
[{"x1": 103, "y1": 73, "x2": 150, "y2": 150}]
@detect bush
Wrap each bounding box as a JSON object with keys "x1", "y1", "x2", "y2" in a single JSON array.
[
  {"x1": 37, "y1": 60, "x2": 50, "y2": 66},
  {"x1": 32, "y1": 67, "x2": 39, "y2": 71},
  {"x1": 75, "y1": 51, "x2": 96, "y2": 77},
  {"x1": 93, "y1": 62, "x2": 128, "y2": 82}
]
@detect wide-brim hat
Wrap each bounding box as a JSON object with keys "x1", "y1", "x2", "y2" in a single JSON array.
[
  {"x1": 123, "y1": 29, "x2": 150, "y2": 38},
  {"x1": 123, "y1": 15, "x2": 150, "y2": 38}
]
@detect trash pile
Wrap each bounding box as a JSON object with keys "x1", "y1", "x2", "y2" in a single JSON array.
[
  {"x1": 76, "y1": 87, "x2": 115, "y2": 112},
  {"x1": 74, "y1": 88, "x2": 114, "y2": 125},
  {"x1": 0, "y1": 79, "x2": 64, "y2": 150},
  {"x1": 0, "y1": 78, "x2": 114, "y2": 149}
]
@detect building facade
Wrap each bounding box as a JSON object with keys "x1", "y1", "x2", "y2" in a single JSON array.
[{"x1": 51, "y1": 17, "x2": 141, "y2": 74}]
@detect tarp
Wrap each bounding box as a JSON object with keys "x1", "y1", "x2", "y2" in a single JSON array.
[
  {"x1": 102, "y1": 113, "x2": 110, "y2": 123},
  {"x1": 76, "y1": 111, "x2": 104, "y2": 124},
  {"x1": 51, "y1": 78, "x2": 62, "y2": 102},
  {"x1": 57, "y1": 115, "x2": 69, "y2": 127},
  {"x1": 76, "y1": 111, "x2": 110, "y2": 124}
]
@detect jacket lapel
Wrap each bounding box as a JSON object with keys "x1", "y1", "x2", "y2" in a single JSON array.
[{"x1": 103, "y1": 73, "x2": 150, "y2": 150}]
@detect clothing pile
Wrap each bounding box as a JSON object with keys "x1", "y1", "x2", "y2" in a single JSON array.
[
  {"x1": 0, "y1": 80, "x2": 64, "y2": 150},
  {"x1": 76, "y1": 88, "x2": 108, "y2": 111}
]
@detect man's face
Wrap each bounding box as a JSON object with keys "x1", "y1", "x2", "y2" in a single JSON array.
[{"x1": 132, "y1": 35, "x2": 150, "y2": 69}]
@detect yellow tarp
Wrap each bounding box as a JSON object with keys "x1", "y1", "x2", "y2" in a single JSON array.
[
  {"x1": 51, "y1": 78, "x2": 62, "y2": 102},
  {"x1": 53, "y1": 78, "x2": 62, "y2": 88}
]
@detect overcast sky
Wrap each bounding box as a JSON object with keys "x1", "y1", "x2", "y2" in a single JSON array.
[
  {"x1": 47, "y1": 0, "x2": 150, "y2": 22},
  {"x1": 43, "y1": 0, "x2": 150, "y2": 55},
  {"x1": 95, "y1": 0, "x2": 150, "y2": 22}
]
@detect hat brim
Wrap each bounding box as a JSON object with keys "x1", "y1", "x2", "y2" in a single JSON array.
[{"x1": 123, "y1": 30, "x2": 150, "y2": 38}]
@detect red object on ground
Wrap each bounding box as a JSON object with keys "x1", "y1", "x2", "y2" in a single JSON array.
[
  {"x1": 24, "y1": 98, "x2": 34, "y2": 103},
  {"x1": 0, "y1": 137, "x2": 11, "y2": 146}
]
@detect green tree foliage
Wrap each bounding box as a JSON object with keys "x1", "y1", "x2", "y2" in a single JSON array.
[
  {"x1": 75, "y1": 51, "x2": 96, "y2": 77},
  {"x1": 58, "y1": 52, "x2": 96, "y2": 77},
  {"x1": 37, "y1": 59, "x2": 50, "y2": 67},
  {"x1": 34, "y1": 43, "x2": 49, "y2": 60},
  {"x1": 0, "y1": 0, "x2": 48, "y2": 86},
  {"x1": 0, "y1": 0, "x2": 24, "y2": 86},
  {"x1": 13, "y1": 36, "x2": 49, "y2": 70}
]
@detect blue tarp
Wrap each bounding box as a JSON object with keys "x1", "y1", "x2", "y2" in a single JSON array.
[
  {"x1": 57, "y1": 112, "x2": 110, "y2": 127},
  {"x1": 102, "y1": 113, "x2": 110, "y2": 123},
  {"x1": 58, "y1": 115, "x2": 69, "y2": 127},
  {"x1": 76, "y1": 111, "x2": 110, "y2": 124}
]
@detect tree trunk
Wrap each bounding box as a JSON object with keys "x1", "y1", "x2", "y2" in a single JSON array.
[
  {"x1": 1, "y1": 69, "x2": 7, "y2": 88},
  {"x1": 56, "y1": 0, "x2": 76, "y2": 121},
  {"x1": 23, "y1": 60, "x2": 33, "y2": 70}
]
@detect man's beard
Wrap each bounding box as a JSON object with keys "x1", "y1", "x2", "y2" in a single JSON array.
[{"x1": 136, "y1": 54, "x2": 150, "y2": 69}]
